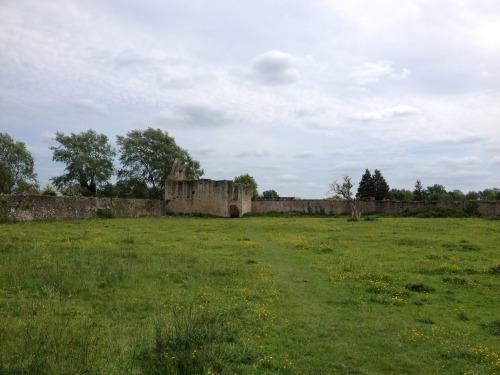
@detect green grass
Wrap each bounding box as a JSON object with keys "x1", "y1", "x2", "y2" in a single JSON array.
[{"x1": 0, "y1": 216, "x2": 499, "y2": 374}]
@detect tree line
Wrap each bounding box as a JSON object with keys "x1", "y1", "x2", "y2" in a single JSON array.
[
  {"x1": 1, "y1": 131, "x2": 499, "y2": 201},
  {"x1": 329, "y1": 169, "x2": 499, "y2": 202},
  {"x1": 1, "y1": 129, "x2": 203, "y2": 199}
]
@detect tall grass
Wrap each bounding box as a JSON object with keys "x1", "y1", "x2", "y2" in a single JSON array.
[{"x1": 0, "y1": 216, "x2": 498, "y2": 374}]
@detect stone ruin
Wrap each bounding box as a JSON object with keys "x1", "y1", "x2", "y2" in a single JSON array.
[{"x1": 164, "y1": 159, "x2": 253, "y2": 217}]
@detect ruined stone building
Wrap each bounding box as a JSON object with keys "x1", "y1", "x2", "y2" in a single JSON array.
[{"x1": 164, "y1": 159, "x2": 253, "y2": 217}]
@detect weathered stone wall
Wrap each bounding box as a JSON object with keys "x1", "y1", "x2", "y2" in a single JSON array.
[
  {"x1": 2, "y1": 194, "x2": 498, "y2": 222},
  {"x1": 252, "y1": 198, "x2": 500, "y2": 217},
  {"x1": 165, "y1": 179, "x2": 253, "y2": 217},
  {"x1": 0, "y1": 195, "x2": 166, "y2": 221}
]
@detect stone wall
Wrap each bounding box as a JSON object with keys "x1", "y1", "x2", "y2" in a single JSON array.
[
  {"x1": 0, "y1": 195, "x2": 166, "y2": 221},
  {"x1": 2, "y1": 194, "x2": 498, "y2": 222},
  {"x1": 252, "y1": 198, "x2": 500, "y2": 217},
  {"x1": 165, "y1": 179, "x2": 253, "y2": 217}
]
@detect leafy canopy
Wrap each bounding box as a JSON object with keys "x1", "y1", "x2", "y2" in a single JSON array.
[
  {"x1": 262, "y1": 189, "x2": 279, "y2": 198},
  {"x1": 116, "y1": 128, "x2": 203, "y2": 191},
  {"x1": 234, "y1": 174, "x2": 258, "y2": 198},
  {"x1": 328, "y1": 175, "x2": 354, "y2": 201},
  {"x1": 0, "y1": 133, "x2": 39, "y2": 194},
  {"x1": 50, "y1": 130, "x2": 115, "y2": 196}
]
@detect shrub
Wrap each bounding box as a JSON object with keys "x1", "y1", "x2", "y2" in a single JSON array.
[
  {"x1": 481, "y1": 320, "x2": 500, "y2": 336},
  {"x1": 41, "y1": 185, "x2": 58, "y2": 196},
  {"x1": 442, "y1": 277, "x2": 467, "y2": 285},
  {"x1": 96, "y1": 209, "x2": 113, "y2": 218},
  {"x1": 489, "y1": 264, "x2": 500, "y2": 275},
  {"x1": 415, "y1": 317, "x2": 435, "y2": 324},
  {"x1": 405, "y1": 283, "x2": 435, "y2": 293}
]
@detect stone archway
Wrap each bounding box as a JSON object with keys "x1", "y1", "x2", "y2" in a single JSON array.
[{"x1": 229, "y1": 205, "x2": 240, "y2": 218}]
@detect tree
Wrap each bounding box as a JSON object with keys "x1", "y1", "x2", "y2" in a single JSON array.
[
  {"x1": 328, "y1": 175, "x2": 361, "y2": 219},
  {"x1": 448, "y1": 189, "x2": 465, "y2": 201},
  {"x1": 357, "y1": 169, "x2": 389, "y2": 200},
  {"x1": 426, "y1": 184, "x2": 448, "y2": 201},
  {"x1": 262, "y1": 189, "x2": 279, "y2": 198},
  {"x1": 234, "y1": 174, "x2": 258, "y2": 198},
  {"x1": 372, "y1": 169, "x2": 390, "y2": 200},
  {"x1": 389, "y1": 188, "x2": 414, "y2": 201},
  {"x1": 413, "y1": 180, "x2": 426, "y2": 201},
  {"x1": 465, "y1": 191, "x2": 479, "y2": 201},
  {"x1": 114, "y1": 178, "x2": 150, "y2": 199},
  {"x1": 0, "y1": 133, "x2": 39, "y2": 194},
  {"x1": 116, "y1": 128, "x2": 203, "y2": 195},
  {"x1": 50, "y1": 130, "x2": 115, "y2": 196},
  {"x1": 479, "y1": 188, "x2": 500, "y2": 201},
  {"x1": 357, "y1": 169, "x2": 374, "y2": 199}
]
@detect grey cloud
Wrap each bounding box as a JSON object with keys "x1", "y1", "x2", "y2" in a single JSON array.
[
  {"x1": 153, "y1": 103, "x2": 234, "y2": 127},
  {"x1": 68, "y1": 98, "x2": 107, "y2": 114},
  {"x1": 192, "y1": 147, "x2": 217, "y2": 156},
  {"x1": 114, "y1": 50, "x2": 152, "y2": 68},
  {"x1": 179, "y1": 104, "x2": 233, "y2": 126},
  {"x1": 254, "y1": 151, "x2": 270, "y2": 158},
  {"x1": 295, "y1": 151, "x2": 315, "y2": 158},
  {"x1": 251, "y1": 50, "x2": 300, "y2": 85},
  {"x1": 277, "y1": 174, "x2": 301, "y2": 182},
  {"x1": 235, "y1": 151, "x2": 270, "y2": 159},
  {"x1": 431, "y1": 156, "x2": 482, "y2": 167},
  {"x1": 429, "y1": 134, "x2": 486, "y2": 145},
  {"x1": 490, "y1": 157, "x2": 500, "y2": 166},
  {"x1": 236, "y1": 152, "x2": 252, "y2": 159}
]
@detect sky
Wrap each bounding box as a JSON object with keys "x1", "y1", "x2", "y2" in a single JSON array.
[{"x1": 1, "y1": 0, "x2": 499, "y2": 198}]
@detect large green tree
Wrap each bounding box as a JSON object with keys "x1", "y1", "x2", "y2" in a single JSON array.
[
  {"x1": 261, "y1": 189, "x2": 279, "y2": 198},
  {"x1": 234, "y1": 174, "x2": 258, "y2": 198},
  {"x1": 50, "y1": 130, "x2": 115, "y2": 196},
  {"x1": 116, "y1": 128, "x2": 204, "y2": 194},
  {"x1": 0, "y1": 133, "x2": 39, "y2": 194},
  {"x1": 426, "y1": 184, "x2": 448, "y2": 201},
  {"x1": 389, "y1": 188, "x2": 414, "y2": 201}
]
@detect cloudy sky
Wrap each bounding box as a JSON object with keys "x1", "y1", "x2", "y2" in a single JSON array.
[{"x1": 1, "y1": 0, "x2": 499, "y2": 198}]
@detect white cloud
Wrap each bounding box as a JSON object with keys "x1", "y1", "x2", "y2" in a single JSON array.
[
  {"x1": 381, "y1": 105, "x2": 418, "y2": 117},
  {"x1": 350, "y1": 105, "x2": 418, "y2": 121},
  {"x1": 491, "y1": 157, "x2": 500, "y2": 166},
  {"x1": 348, "y1": 60, "x2": 410, "y2": 85}
]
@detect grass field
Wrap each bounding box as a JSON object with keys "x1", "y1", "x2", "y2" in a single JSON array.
[{"x1": 0, "y1": 215, "x2": 499, "y2": 374}]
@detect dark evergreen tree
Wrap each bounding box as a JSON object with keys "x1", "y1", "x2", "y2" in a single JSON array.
[
  {"x1": 356, "y1": 169, "x2": 374, "y2": 199},
  {"x1": 372, "y1": 169, "x2": 390, "y2": 200},
  {"x1": 413, "y1": 180, "x2": 426, "y2": 201}
]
